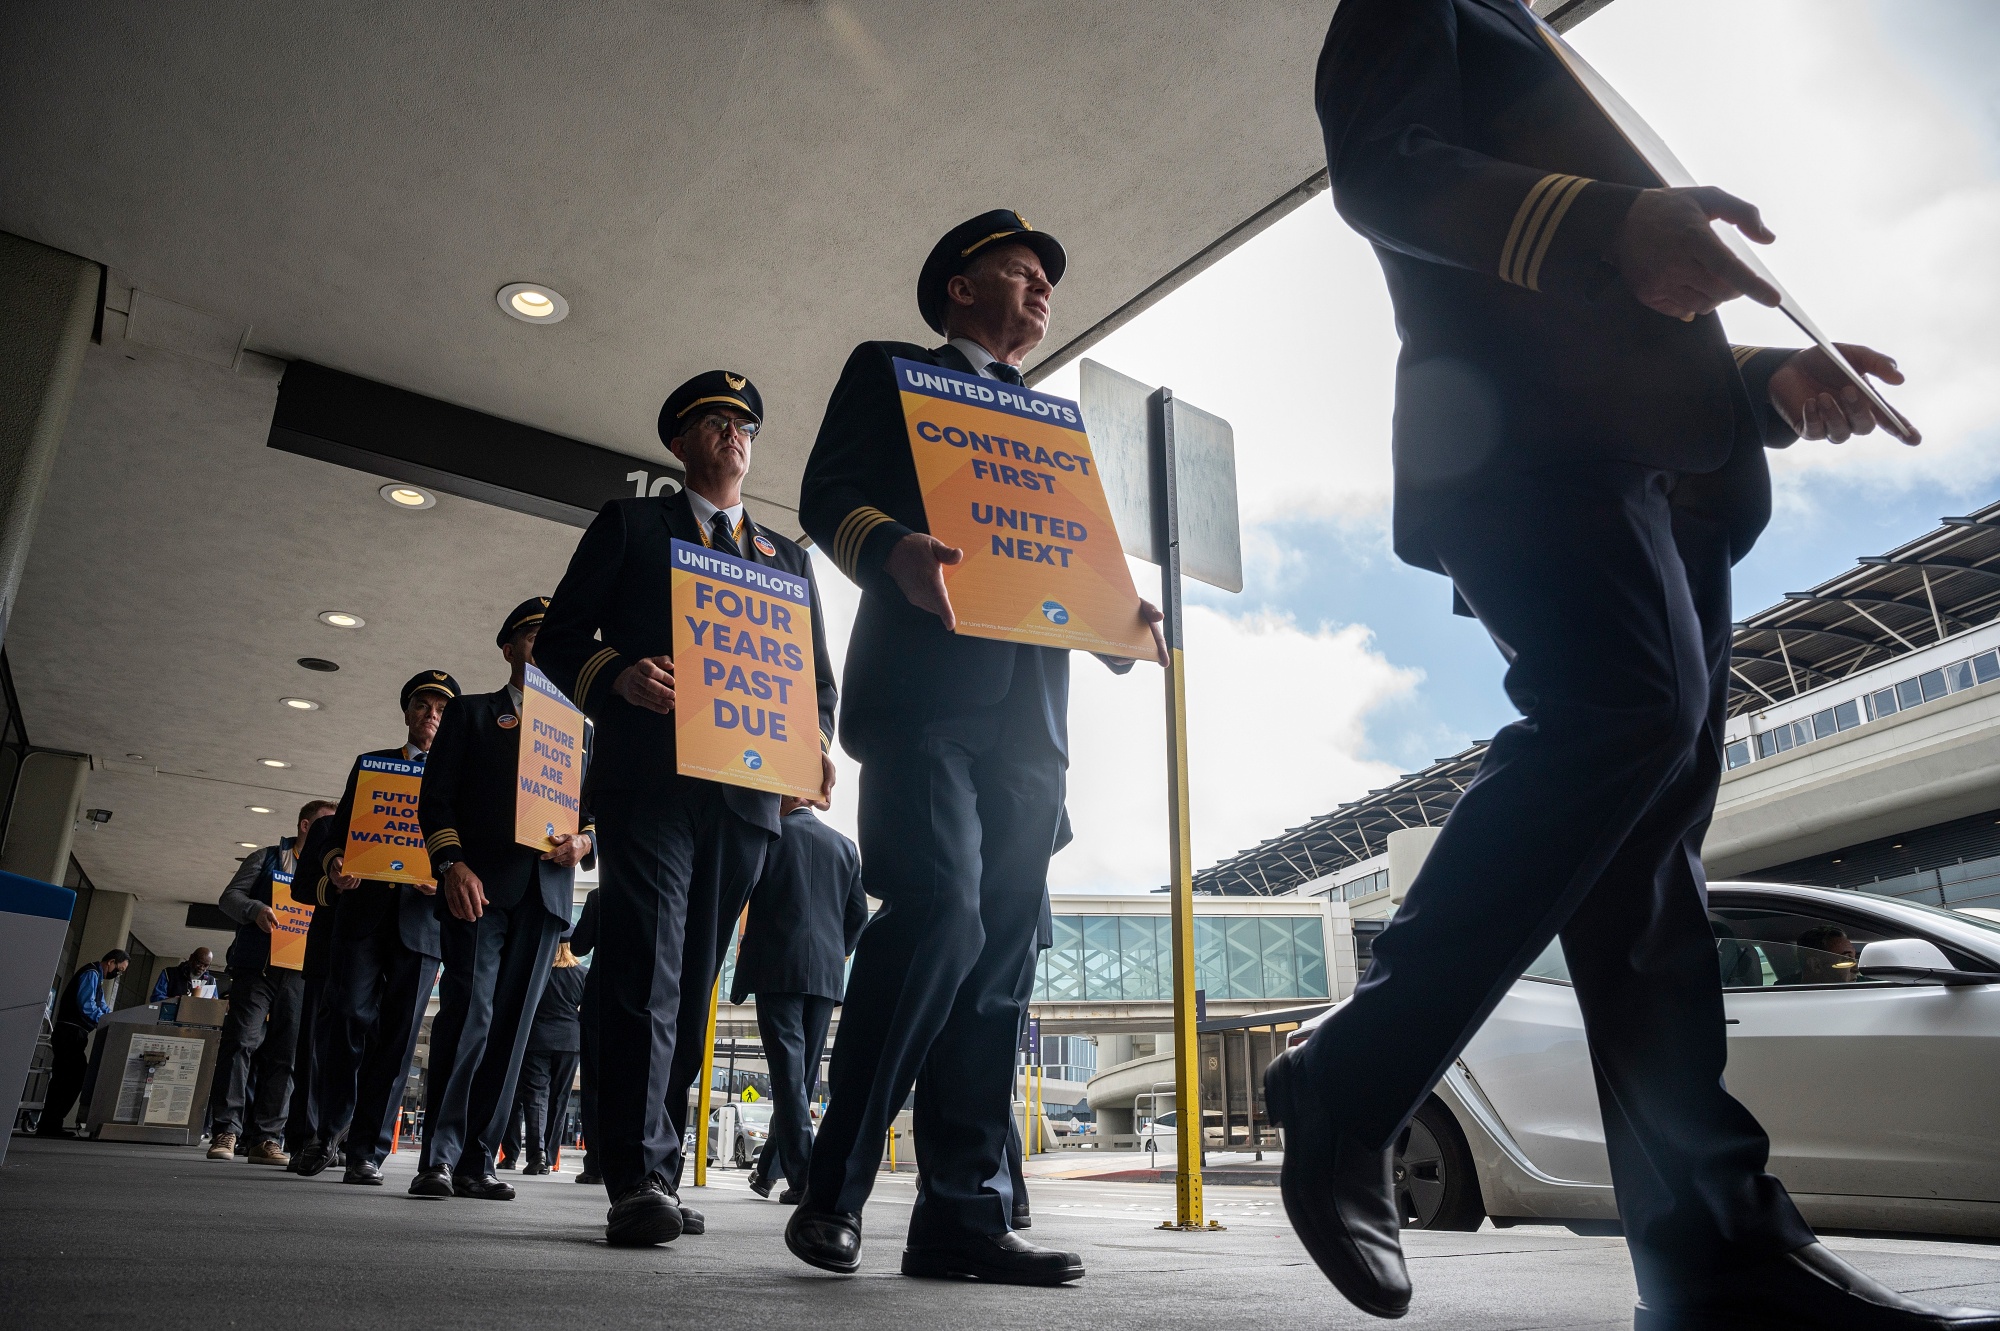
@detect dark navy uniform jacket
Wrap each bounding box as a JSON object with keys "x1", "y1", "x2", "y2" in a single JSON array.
[
  {"x1": 417, "y1": 687, "x2": 596, "y2": 919},
  {"x1": 799, "y1": 341, "x2": 1069, "y2": 762},
  {"x1": 730, "y1": 807, "x2": 869, "y2": 1005},
  {"x1": 293, "y1": 816, "x2": 343, "y2": 979},
  {"x1": 538, "y1": 487, "x2": 837, "y2": 837},
  {"x1": 1316, "y1": 0, "x2": 1798, "y2": 572},
  {"x1": 317, "y1": 747, "x2": 442, "y2": 960}
]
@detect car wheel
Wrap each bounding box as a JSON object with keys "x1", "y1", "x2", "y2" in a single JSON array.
[
  {"x1": 1394, "y1": 1099, "x2": 1485, "y2": 1232},
  {"x1": 732, "y1": 1136, "x2": 749, "y2": 1169}
]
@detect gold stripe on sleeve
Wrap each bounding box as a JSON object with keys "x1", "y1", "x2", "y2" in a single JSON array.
[
  {"x1": 833, "y1": 506, "x2": 895, "y2": 581},
  {"x1": 574, "y1": 646, "x2": 620, "y2": 706},
  {"x1": 1504, "y1": 171, "x2": 1592, "y2": 285},
  {"x1": 1731, "y1": 345, "x2": 1761, "y2": 368},
  {"x1": 1522, "y1": 174, "x2": 1591, "y2": 292}
]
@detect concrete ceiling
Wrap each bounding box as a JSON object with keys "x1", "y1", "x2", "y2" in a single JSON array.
[{"x1": 0, "y1": 1, "x2": 1597, "y2": 957}]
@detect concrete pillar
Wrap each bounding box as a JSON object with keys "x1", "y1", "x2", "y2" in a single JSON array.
[
  {"x1": 0, "y1": 749, "x2": 89, "y2": 887},
  {"x1": 1387, "y1": 825, "x2": 1443, "y2": 902},
  {"x1": 0, "y1": 232, "x2": 99, "y2": 651},
  {"x1": 74, "y1": 889, "x2": 134, "y2": 980}
]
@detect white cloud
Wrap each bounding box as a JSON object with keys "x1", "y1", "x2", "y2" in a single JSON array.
[
  {"x1": 1569, "y1": 0, "x2": 2000, "y2": 501},
  {"x1": 807, "y1": 548, "x2": 1417, "y2": 892}
]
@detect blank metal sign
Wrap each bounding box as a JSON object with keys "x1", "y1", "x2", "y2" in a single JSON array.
[{"x1": 1078, "y1": 358, "x2": 1242, "y2": 594}]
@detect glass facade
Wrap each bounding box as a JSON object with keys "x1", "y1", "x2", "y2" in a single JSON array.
[
  {"x1": 1727, "y1": 646, "x2": 2000, "y2": 770},
  {"x1": 1033, "y1": 914, "x2": 1328, "y2": 1002}
]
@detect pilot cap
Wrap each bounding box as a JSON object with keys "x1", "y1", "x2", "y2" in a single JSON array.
[
  {"x1": 657, "y1": 370, "x2": 764, "y2": 447},
  {"x1": 498, "y1": 596, "x2": 551, "y2": 647},
  {"x1": 917, "y1": 209, "x2": 1066, "y2": 335},
  {"x1": 399, "y1": 670, "x2": 460, "y2": 711}
]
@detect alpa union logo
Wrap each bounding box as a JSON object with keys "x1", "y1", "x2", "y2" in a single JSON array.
[
  {"x1": 742, "y1": 749, "x2": 764, "y2": 770},
  {"x1": 1040, "y1": 600, "x2": 1069, "y2": 625},
  {"x1": 390, "y1": 860, "x2": 405, "y2": 872}
]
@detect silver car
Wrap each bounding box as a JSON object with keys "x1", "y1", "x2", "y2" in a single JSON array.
[{"x1": 1292, "y1": 882, "x2": 2000, "y2": 1238}]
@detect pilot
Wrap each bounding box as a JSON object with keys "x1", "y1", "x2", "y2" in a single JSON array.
[
  {"x1": 410, "y1": 598, "x2": 594, "y2": 1200},
  {"x1": 786, "y1": 211, "x2": 1163, "y2": 1285},
  {"x1": 538, "y1": 370, "x2": 837, "y2": 1247},
  {"x1": 290, "y1": 670, "x2": 456, "y2": 1185}
]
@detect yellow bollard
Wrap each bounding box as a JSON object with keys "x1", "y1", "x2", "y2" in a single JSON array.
[{"x1": 694, "y1": 974, "x2": 720, "y2": 1188}]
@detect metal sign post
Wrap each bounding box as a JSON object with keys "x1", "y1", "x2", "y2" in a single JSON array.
[
  {"x1": 1079, "y1": 360, "x2": 1239, "y2": 1234},
  {"x1": 1152, "y1": 385, "x2": 1210, "y2": 1231}
]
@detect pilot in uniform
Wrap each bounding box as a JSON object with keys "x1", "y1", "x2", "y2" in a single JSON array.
[
  {"x1": 291, "y1": 670, "x2": 456, "y2": 1185},
  {"x1": 1269, "y1": 4, "x2": 1960, "y2": 1330},
  {"x1": 733, "y1": 801, "x2": 868, "y2": 1205},
  {"x1": 538, "y1": 371, "x2": 837, "y2": 1247},
  {"x1": 283, "y1": 805, "x2": 341, "y2": 1162},
  {"x1": 788, "y1": 212, "x2": 1161, "y2": 1285},
  {"x1": 411, "y1": 598, "x2": 595, "y2": 1200}
]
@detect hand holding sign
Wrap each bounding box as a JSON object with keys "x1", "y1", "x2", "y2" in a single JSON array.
[
  {"x1": 613, "y1": 654, "x2": 676, "y2": 714},
  {"x1": 1770, "y1": 344, "x2": 1907, "y2": 444},
  {"x1": 1612, "y1": 186, "x2": 1779, "y2": 320},
  {"x1": 886, "y1": 532, "x2": 965, "y2": 630}
]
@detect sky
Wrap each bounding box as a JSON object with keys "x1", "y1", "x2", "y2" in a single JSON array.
[{"x1": 807, "y1": 0, "x2": 2000, "y2": 895}]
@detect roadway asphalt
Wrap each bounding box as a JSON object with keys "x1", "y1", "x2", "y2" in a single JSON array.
[{"x1": 5, "y1": 1135, "x2": 1999, "y2": 1330}]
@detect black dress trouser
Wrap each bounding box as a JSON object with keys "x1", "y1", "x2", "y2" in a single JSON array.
[
  {"x1": 38, "y1": 1024, "x2": 92, "y2": 1132},
  {"x1": 212, "y1": 966, "x2": 305, "y2": 1141},
  {"x1": 1298, "y1": 462, "x2": 1813, "y2": 1287},
  {"x1": 594, "y1": 779, "x2": 771, "y2": 1199},
  {"x1": 579, "y1": 966, "x2": 600, "y2": 1176},
  {"x1": 808, "y1": 696, "x2": 1063, "y2": 1240},
  {"x1": 516, "y1": 1049, "x2": 579, "y2": 1163},
  {"x1": 419, "y1": 900, "x2": 562, "y2": 1178},
  {"x1": 313, "y1": 915, "x2": 438, "y2": 1168},
  {"x1": 750, "y1": 992, "x2": 834, "y2": 1192},
  {"x1": 284, "y1": 972, "x2": 325, "y2": 1150}
]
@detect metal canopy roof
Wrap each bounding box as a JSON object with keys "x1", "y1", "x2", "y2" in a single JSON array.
[
  {"x1": 1200, "y1": 500, "x2": 2000, "y2": 896},
  {"x1": 1729, "y1": 498, "x2": 2000, "y2": 718}
]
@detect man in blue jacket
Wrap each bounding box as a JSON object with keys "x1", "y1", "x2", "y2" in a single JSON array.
[{"x1": 37, "y1": 949, "x2": 129, "y2": 1136}]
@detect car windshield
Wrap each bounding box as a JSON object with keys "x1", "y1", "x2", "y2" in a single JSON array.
[
  {"x1": 1896, "y1": 897, "x2": 2000, "y2": 938},
  {"x1": 734, "y1": 1102, "x2": 773, "y2": 1124}
]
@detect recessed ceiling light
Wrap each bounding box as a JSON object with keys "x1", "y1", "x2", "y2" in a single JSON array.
[
  {"x1": 281, "y1": 697, "x2": 320, "y2": 711},
  {"x1": 380, "y1": 483, "x2": 436, "y2": 510},
  {"x1": 246, "y1": 805, "x2": 273, "y2": 814},
  {"x1": 125, "y1": 753, "x2": 146, "y2": 761},
  {"x1": 297, "y1": 657, "x2": 340, "y2": 672},
  {"x1": 258, "y1": 758, "x2": 292, "y2": 769},
  {"x1": 498, "y1": 282, "x2": 569, "y2": 324},
  {"x1": 318, "y1": 611, "x2": 366, "y2": 629},
  {"x1": 237, "y1": 841, "x2": 258, "y2": 849}
]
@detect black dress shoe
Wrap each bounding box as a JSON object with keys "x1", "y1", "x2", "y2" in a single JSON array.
[
  {"x1": 293, "y1": 1142, "x2": 332, "y2": 1178},
  {"x1": 343, "y1": 1159, "x2": 384, "y2": 1185},
  {"x1": 779, "y1": 1186, "x2": 807, "y2": 1206},
  {"x1": 521, "y1": 1158, "x2": 549, "y2": 1176},
  {"x1": 1636, "y1": 1243, "x2": 2000, "y2": 1331},
  {"x1": 496, "y1": 1155, "x2": 518, "y2": 1171},
  {"x1": 786, "y1": 1204, "x2": 863, "y2": 1274},
  {"x1": 408, "y1": 1167, "x2": 454, "y2": 1199},
  {"x1": 576, "y1": 1171, "x2": 601, "y2": 1185},
  {"x1": 454, "y1": 1173, "x2": 517, "y2": 1201},
  {"x1": 750, "y1": 1173, "x2": 774, "y2": 1198},
  {"x1": 1012, "y1": 1202, "x2": 1032, "y2": 1230},
  {"x1": 903, "y1": 1231, "x2": 1084, "y2": 1286},
  {"x1": 606, "y1": 1177, "x2": 684, "y2": 1247},
  {"x1": 672, "y1": 1194, "x2": 705, "y2": 1235},
  {"x1": 1264, "y1": 1046, "x2": 1411, "y2": 1319}
]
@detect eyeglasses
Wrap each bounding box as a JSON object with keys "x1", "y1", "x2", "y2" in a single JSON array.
[{"x1": 695, "y1": 413, "x2": 760, "y2": 439}]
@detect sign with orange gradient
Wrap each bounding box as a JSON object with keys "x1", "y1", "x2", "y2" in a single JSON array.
[
  {"x1": 670, "y1": 539, "x2": 823, "y2": 800},
  {"x1": 895, "y1": 358, "x2": 1152, "y2": 657},
  {"x1": 267, "y1": 864, "x2": 311, "y2": 971},
  {"x1": 343, "y1": 754, "x2": 434, "y2": 886},
  {"x1": 514, "y1": 665, "x2": 584, "y2": 851}
]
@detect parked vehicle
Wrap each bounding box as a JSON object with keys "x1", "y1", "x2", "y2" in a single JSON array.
[
  {"x1": 705, "y1": 1100, "x2": 773, "y2": 1168},
  {"x1": 1288, "y1": 882, "x2": 2000, "y2": 1238}
]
